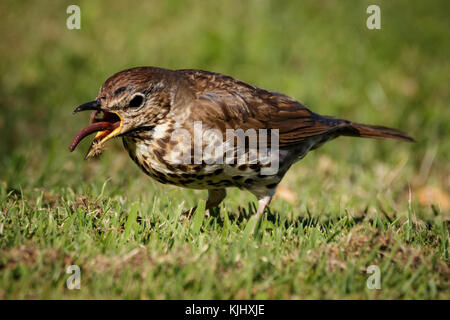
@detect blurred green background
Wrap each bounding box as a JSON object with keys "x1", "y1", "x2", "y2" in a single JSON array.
[{"x1": 0, "y1": 0, "x2": 449, "y2": 299}]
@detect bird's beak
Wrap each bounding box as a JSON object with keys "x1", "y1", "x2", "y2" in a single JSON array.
[
  {"x1": 72, "y1": 100, "x2": 102, "y2": 114},
  {"x1": 70, "y1": 100, "x2": 123, "y2": 159}
]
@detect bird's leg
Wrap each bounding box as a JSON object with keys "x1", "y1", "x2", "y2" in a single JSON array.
[
  {"x1": 205, "y1": 188, "x2": 226, "y2": 217},
  {"x1": 250, "y1": 190, "x2": 275, "y2": 235},
  {"x1": 181, "y1": 189, "x2": 226, "y2": 220}
]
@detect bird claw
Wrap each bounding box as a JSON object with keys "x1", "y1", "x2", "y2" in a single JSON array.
[{"x1": 179, "y1": 206, "x2": 197, "y2": 221}]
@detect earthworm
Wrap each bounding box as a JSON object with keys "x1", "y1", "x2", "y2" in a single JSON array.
[{"x1": 69, "y1": 122, "x2": 117, "y2": 152}]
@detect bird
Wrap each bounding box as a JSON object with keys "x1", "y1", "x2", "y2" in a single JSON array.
[{"x1": 70, "y1": 66, "x2": 413, "y2": 223}]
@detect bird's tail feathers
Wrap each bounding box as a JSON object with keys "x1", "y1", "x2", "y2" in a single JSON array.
[{"x1": 337, "y1": 120, "x2": 414, "y2": 142}]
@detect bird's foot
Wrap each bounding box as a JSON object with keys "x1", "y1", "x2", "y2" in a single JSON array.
[
  {"x1": 179, "y1": 206, "x2": 197, "y2": 221},
  {"x1": 179, "y1": 206, "x2": 221, "y2": 221}
]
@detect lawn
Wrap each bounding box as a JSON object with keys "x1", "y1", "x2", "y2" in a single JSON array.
[{"x1": 0, "y1": 0, "x2": 448, "y2": 299}]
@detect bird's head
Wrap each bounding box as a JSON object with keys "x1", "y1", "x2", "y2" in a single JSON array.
[{"x1": 69, "y1": 67, "x2": 179, "y2": 158}]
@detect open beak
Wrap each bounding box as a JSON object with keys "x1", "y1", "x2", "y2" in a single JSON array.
[{"x1": 69, "y1": 100, "x2": 123, "y2": 158}]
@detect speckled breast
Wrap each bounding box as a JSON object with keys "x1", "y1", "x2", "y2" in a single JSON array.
[{"x1": 121, "y1": 130, "x2": 287, "y2": 192}]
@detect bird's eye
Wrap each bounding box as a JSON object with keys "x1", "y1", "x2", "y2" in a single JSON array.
[{"x1": 129, "y1": 94, "x2": 144, "y2": 108}]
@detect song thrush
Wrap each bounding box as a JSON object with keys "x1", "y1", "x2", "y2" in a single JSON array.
[{"x1": 70, "y1": 66, "x2": 413, "y2": 220}]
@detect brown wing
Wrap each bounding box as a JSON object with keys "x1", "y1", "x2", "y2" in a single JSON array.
[{"x1": 177, "y1": 69, "x2": 340, "y2": 147}]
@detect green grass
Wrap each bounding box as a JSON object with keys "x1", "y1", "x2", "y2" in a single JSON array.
[{"x1": 0, "y1": 0, "x2": 449, "y2": 299}]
